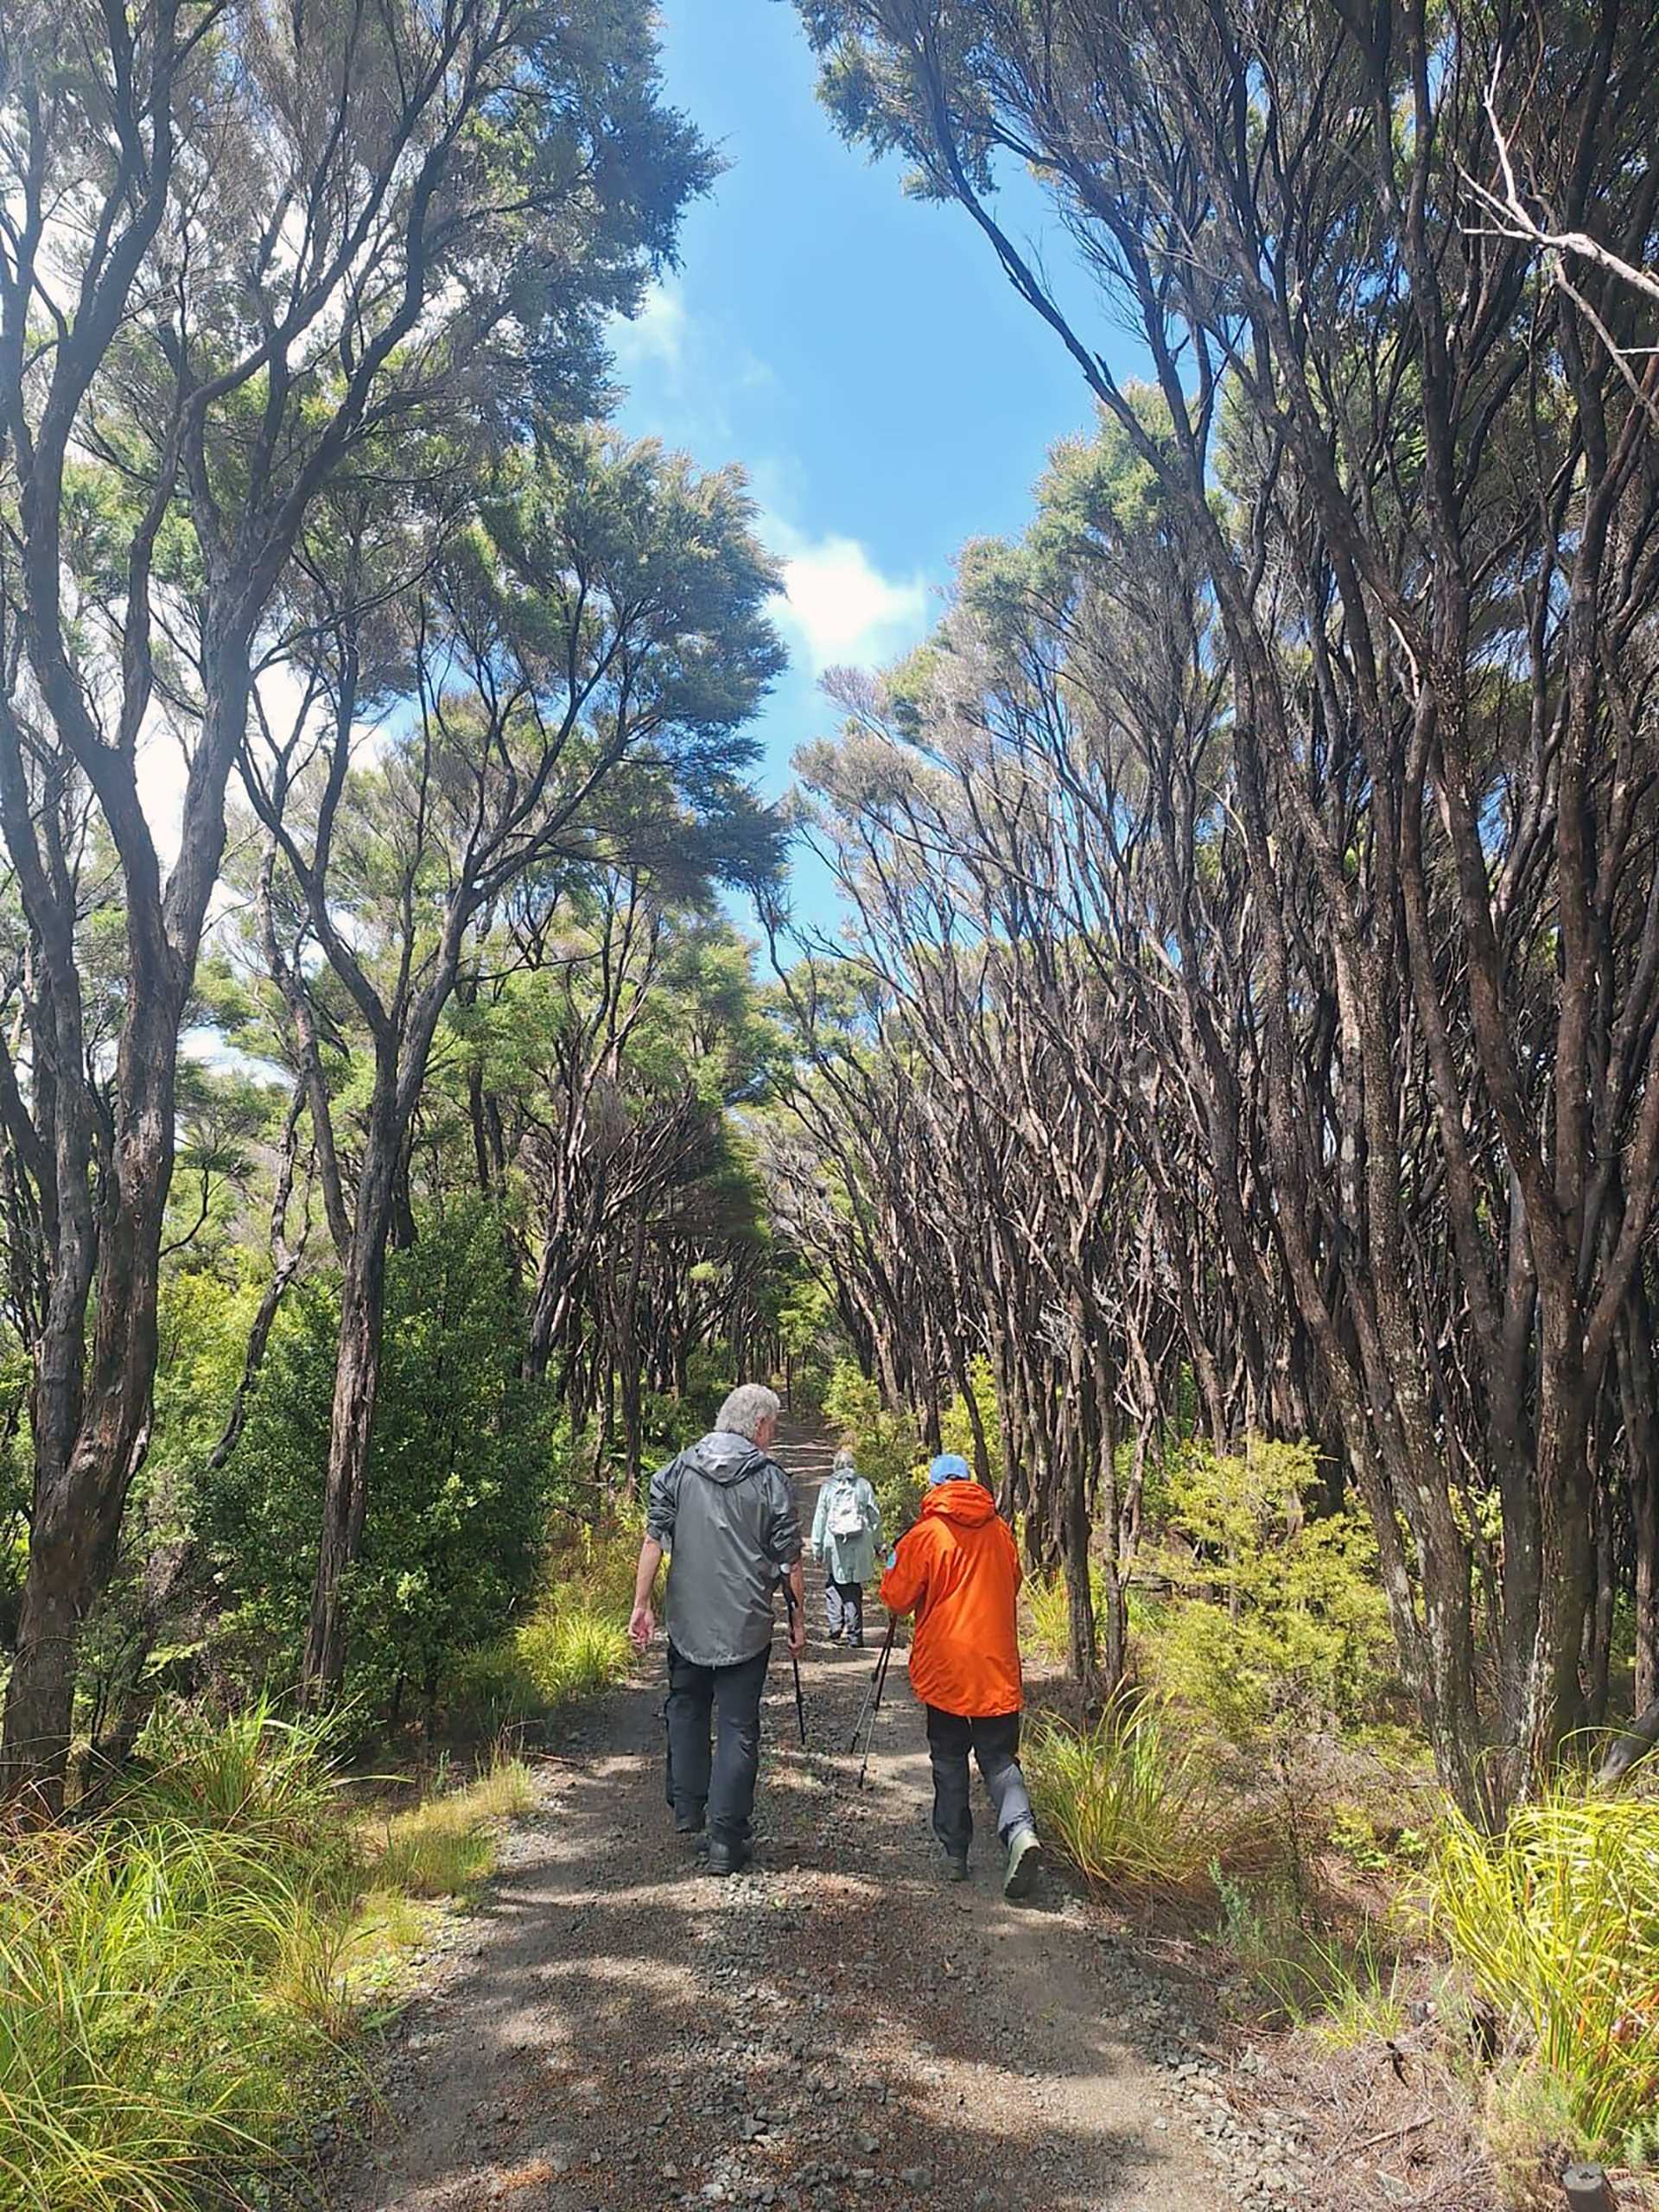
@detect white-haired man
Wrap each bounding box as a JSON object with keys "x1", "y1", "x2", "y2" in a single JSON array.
[{"x1": 629, "y1": 1382, "x2": 804, "y2": 1875}]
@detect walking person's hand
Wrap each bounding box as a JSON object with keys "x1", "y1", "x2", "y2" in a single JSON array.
[
  {"x1": 628, "y1": 1602, "x2": 655, "y2": 1649},
  {"x1": 787, "y1": 1605, "x2": 807, "y2": 1658}
]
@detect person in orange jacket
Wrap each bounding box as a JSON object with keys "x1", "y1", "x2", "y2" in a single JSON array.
[{"x1": 879, "y1": 1452, "x2": 1043, "y2": 1899}]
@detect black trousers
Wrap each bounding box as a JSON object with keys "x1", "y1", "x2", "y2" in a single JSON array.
[
  {"x1": 664, "y1": 1641, "x2": 772, "y2": 1848},
  {"x1": 925, "y1": 1706, "x2": 1034, "y2": 1857}
]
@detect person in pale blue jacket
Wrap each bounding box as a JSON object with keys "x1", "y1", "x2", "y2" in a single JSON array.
[{"x1": 810, "y1": 1446, "x2": 882, "y2": 1647}]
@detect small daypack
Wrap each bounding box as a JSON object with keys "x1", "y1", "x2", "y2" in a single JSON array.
[{"x1": 827, "y1": 1478, "x2": 865, "y2": 1541}]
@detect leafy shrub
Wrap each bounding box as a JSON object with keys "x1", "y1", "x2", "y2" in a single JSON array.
[
  {"x1": 938, "y1": 1355, "x2": 1001, "y2": 1482},
  {"x1": 1142, "y1": 1435, "x2": 1398, "y2": 1747},
  {"x1": 1427, "y1": 1786, "x2": 1659, "y2": 2159},
  {"x1": 822, "y1": 1360, "x2": 924, "y2": 1537},
  {"x1": 1026, "y1": 1694, "x2": 1257, "y2": 1897},
  {"x1": 202, "y1": 1198, "x2": 553, "y2": 1717}
]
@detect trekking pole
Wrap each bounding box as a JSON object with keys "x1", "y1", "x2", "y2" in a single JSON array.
[
  {"x1": 781, "y1": 1581, "x2": 807, "y2": 1745},
  {"x1": 852, "y1": 1616, "x2": 899, "y2": 1790}
]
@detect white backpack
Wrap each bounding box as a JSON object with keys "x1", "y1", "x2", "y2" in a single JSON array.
[{"x1": 827, "y1": 1478, "x2": 865, "y2": 1541}]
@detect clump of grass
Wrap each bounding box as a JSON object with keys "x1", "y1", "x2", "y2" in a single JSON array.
[
  {"x1": 0, "y1": 1784, "x2": 342, "y2": 2209},
  {"x1": 513, "y1": 1607, "x2": 629, "y2": 1704},
  {"x1": 461, "y1": 1534, "x2": 635, "y2": 1716},
  {"x1": 1023, "y1": 1566, "x2": 1109, "y2": 1669},
  {"x1": 0, "y1": 1710, "x2": 531, "y2": 2211},
  {"x1": 372, "y1": 1755, "x2": 534, "y2": 1899},
  {"x1": 1026, "y1": 1692, "x2": 1255, "y2": 1896},
  {"x1": 1213, "y1": 1869, "x2": 1405, "y2": 2041},
  {"x1": 1427, "y1": 1785, "x2": 1659, "y2": 2160}
]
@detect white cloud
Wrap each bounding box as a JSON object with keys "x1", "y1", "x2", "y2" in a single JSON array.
[
  {"x1": 768, "y1": 525, "x2": 930, "y2": 676},
  {"x1": 608, "y1": 277, "x2": 690, "y2": 379}
]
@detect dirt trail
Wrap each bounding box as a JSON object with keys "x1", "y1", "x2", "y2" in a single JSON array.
[{"x1": 334, "y1": 1425, "x2": 1231, "y2": 2212}]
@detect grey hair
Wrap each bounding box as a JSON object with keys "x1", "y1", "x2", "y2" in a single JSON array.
[
  {"x1": 715, "y1": 1382, "x2": 782, "y2": 1443},
  {"x1": 832, "y1": 1446, "x2": 856, "y2": 1473}
]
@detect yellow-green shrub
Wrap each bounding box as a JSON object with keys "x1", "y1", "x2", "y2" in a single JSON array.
[
  {"x1": 822, "y1": 1361, "x2": 925, "y2": 1537},
  {"x1": 1142, "y1": 1435, "x2": 1397, "y2": 1746}
]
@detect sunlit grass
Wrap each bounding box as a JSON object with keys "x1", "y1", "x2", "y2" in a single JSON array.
[
  {"x1": 371, "y1": 1754, "x2": 534, "y2": 1899},
  {"x1": 0, "y1": 1709, "x2": 535, "y2": 2210},
  {"x1": 1026, "y1": 1692, "x2": 1264, "y2": 1897},
  {"x1": 1427, "y1": 1784, "x2": 1659, "y2": 2160},
  {"x1": 461, "y1": 1531, "x2": 637, "y2": 1715}
]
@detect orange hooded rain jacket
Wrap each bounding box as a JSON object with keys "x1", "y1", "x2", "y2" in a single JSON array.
[{"x1": 878, "y1": 1480, "x2": 1023, "y2": 1719}]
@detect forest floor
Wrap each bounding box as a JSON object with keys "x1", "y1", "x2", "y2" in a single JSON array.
[{"x1": 322, "y1": 1426, "x2": 1497, "y2": 2212}]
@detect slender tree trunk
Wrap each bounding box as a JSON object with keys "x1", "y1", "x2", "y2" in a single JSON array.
[{"x1": 302, "y1": 1092, "x2": 400, "y2": 1700}]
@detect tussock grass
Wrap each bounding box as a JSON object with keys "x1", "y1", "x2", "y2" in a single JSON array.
[
  {"x1": 0, "y1": 1707, "x2": 533, "y2": 2211},
  {"x1": 372, "y1": 1754, "x2": 535, "y2": 1899},
  {"x1": 461, "y1": 1532, "x2": 636, "y2": 1715},
  {"x1": 1213, "y1": 1869, "x2": 1406, "y2": 2041},
  {"x1": 1026, "y1": 1693, "x2": 1262, "y2": 1897},
  {"x1": 1427, "y1": 1786, "x2": 1659, "y2": 2158}
]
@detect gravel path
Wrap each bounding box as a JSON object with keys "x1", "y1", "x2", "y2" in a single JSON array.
[{"x1": 332, "y1": 1427, "x2": 1249, "y2": 2212}]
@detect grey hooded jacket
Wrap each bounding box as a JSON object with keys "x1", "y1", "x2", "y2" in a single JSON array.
[{"x1": 647, "y1": 1429, "x2": 803, "y2": 1668}]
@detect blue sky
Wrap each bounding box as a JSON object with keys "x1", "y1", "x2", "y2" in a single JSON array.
[{"x1": 607, "y1": 0, "x2": 1140, "y2": 929}]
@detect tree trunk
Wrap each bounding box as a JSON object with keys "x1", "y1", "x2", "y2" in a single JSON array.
[{"x1": 302, "y1": 1097, "x2": 399, "y2": 1700}]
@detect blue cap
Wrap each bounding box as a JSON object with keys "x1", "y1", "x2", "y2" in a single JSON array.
[{"x1": 928, "y1": 1452, "x2": 970, "y2": 1486}]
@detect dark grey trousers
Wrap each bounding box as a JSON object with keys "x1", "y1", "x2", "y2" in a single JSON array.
[
  {"x1": 664, "y1": 1642, "x2": 772, "y2": 1848},
  {"x1": 925, "y1": 1706, "x2": 1034, "y2": 1857},
  {"x1": 824, "y1": 1577, "x2": 865, "y2": 1643}
]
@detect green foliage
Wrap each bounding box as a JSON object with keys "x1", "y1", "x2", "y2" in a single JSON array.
[
  {"x1": 0, "y1": 1702, "x2": 532, "y2": 2211},
  {"x1": 1026, "y1": 1694, "x2": 1257, "y2": 1897},
  {"x1": 459, "y1": 1530, "x2": 639, "y2": 1717},
  {"x1": 822, "y1": 1360, "x2": 924, "y2": 1535},
  {"x1": 1141, "y1": 1436, "x2": 1398, "y2": 1748},
  {"x1": 1026, "y1": 1561, "x2": 1109, "y2": 1669},
  {"x1": 1212, "y1": 1871, "x2": 1405, "y2": 2044},
  {"x1": 204, "y1": 1200, "x2": 552, "y2": 1715},
  {"x1": 938, "y1": 1354, "x2": 1000, "y2": 1478},
  {"x1": 1427, "y1": 1787, "x2": 1659, "y2": 2159}
]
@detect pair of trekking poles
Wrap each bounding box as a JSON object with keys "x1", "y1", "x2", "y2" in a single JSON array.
[{"x1": 781, "y1": 1580, "x2": 899, "y2": 1789}]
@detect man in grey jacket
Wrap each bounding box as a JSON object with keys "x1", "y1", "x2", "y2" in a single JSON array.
[{"x1": 628, "y1": 1383, "x2": 804, "y2": 1875}]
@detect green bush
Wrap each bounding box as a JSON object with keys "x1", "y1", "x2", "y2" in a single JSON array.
[
  {"x1": 202, "y1": 1198, "x2": 553, "y2": 1717},
  {"x1": 1141, "y1": 1435, "x2": 1398, "y2": 1747}
]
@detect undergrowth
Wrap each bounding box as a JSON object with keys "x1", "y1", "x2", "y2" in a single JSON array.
[
  {"x1": 1427, "y1": 1785, "x2": 1659, "y2": 2164},
  {"x1": 1025, "y1": 1693, "x2": 1266, "y2": 1897},
  {"x1": 459, "y1": 1529, "x2": 636, "y2": 1718},
  {"x1": 0, "y1": 1701, "x2": 529, "y2": 2212}
]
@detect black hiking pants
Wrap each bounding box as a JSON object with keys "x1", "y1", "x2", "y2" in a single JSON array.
[
  {"x1": 664, "y1": 1641, "x2": 772, "y2": 1849},
  {"x1": 925, "y1": 1706, "x2": 1034, "y2": 1859}
]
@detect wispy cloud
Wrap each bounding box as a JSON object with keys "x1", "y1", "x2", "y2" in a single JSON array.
[
  {"x1": 609, "y1": 277, "x2": 690, "y2": 379},
  {"x1": 766, "y1": 521, "x2": 930, "y2": 676}
]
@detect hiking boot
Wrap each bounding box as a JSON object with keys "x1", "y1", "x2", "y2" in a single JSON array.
[
  {"x1": 674, "y1": 1805, "x2": 706, "y2": 1836},
  {"x1": 1003, "y1": 1827, "x2": 1042, "y2": 1901},
  {"x1": 702, "y1": 1838, "x2": 753, "y2": 1878},
  {"x1": 944, "y1": 1854, "x2": 970, "y2": 1884}
]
